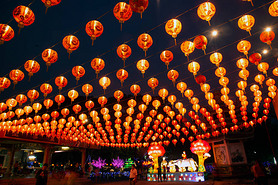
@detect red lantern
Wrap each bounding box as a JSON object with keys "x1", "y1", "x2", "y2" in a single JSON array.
[
  {"x1": 113, "y1": 2, "x2": 133, "y2": 30},
  {"x1": 117, "y1": 44, "x2": 132, "y2": 67},
  {"x1": 42, "y1": 48, "x2": 58, "y2": 71},
  {"x1": 130, "y1": 84, "x2": 141, "y2": 97},
  {"x1": 40, "y1": 83, "x2": 52, "y2": 98},
  {"x1": 193, "y1": 35, "x2": 207, "y2": 55},
  {"x1": 114, "y1": 90, "x2": 124, "y2": 103},
  {"x1": 41, "y1": 0, "x2": 61, "y2": 13},
  {"x1": 55, "y1": 95, "x2": 65, "y2": 107},
  {"x1": 82, "y1": 84, "x2": 93, "y2": 99},
  {"x1": 165, "y1": 19, "x2": 182, "y2": 45},
  {"x1": 160, "y1": 50, "x2": 173, "y2": 69},
  {"x1": 116, "y1": 69, "x2": 128, "y2": 86},
  {"x1": 260, "y1": 30, "x2": 275, "y2": 49},
  {"x1": 0, "y1": 24, "x2": 14, "y2": 45},
  {"x1": 0, "y1": 77, "x2": 11, "y2": 92},
  {"x1": 16, "y1": 94, "x2": 27, "y2": 106},
  {"x1": 181, "y1": 41, "x2": 195, "y2": 61},
  {"x1": 167, "y1": 70, "x2": 179, "y2": 85},
  {"x1": 91, "y1": 58, "x2": 105, "y2": 78},
  {"x1": 147, "y1": 77, "x2": 159, "y2": 93},
  {"x1": 249, "y1": 53, "x2": 262, "y2": 65},
  {"x1": 129, "y1": 0, "x2": 149, "y2": 18},
  {"x1": 27, "y1": 89, "x2": 39, "y2": 104},
  {"x1": 43, "y1": 99, "x2": 53, "y2": 109},
  {"x1": 62, "y1": 35, "x2": 80, "y2": 58},
  {"x1": 137, "y1": 33, "x2": 153, "y2": 56},
  {"x1": 55, "y1": 76, "x2": 68, "y2": 92},
  {"x1": 72, "y1": 66, "x2": 85, "y2": 84},
  {"x1": 195, "y1": 75, "x2": 206, "y2": 85},
  {"x1": 13, "y1": 6, "x2": 35, "y2": 32},
  {"x1": 85, "y1": 20, "x2": 103, "y2": 45},
  {"x1": 68, "y1": 90, "x2": 79, "y2": 103},
  {"x1": 9, "y1": 69, "x2": 24, "y2": 87},
  {"x1": 24, "y1": 60, "x2": 40, "y2": 80}
]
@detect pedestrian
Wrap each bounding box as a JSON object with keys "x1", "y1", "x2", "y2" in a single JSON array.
[
  {"x1": 163, "y1": 165, "x2": 167, "y2": 181},
  {"x1": 35, "y1": 164, "x2": 48, "y2": 185},
  {"x1": 129, "y1": 164, "x2": 137, "y2": 185},
  {"x1": 157, "y1": 165, "x2": 162, "y2": 182},
  {"x1": 251, "y1": 160, "x2": 268, "y2": 185}
]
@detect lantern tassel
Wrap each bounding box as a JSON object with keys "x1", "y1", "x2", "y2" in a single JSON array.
[
  {"x1": 248, "y1": 30, "x2": 252, "y2": 36},
  {"x1": 18, "y1": 28, "x2": 21, "y2": 35},
  {"x1": 140, "y1": 13, "x2": 143, "y2": 19},
  {"x1": 186, "y1": 55, "x2": 189, "y2": 62},
  {"x1": 250, "y1": 0, "x2": 254, "y2": 6},
  {"x1": 45, "y1": 7, "x2": 48, "y2": 14},
  {"x1": 208, "y1": 21, "x2": 211, "y2": 26},
  {"x1": 68, "y1": 53, "x2": 71, "y2": 59},
  {"x1": 144, "y1": 50, "x2": 147, "y2": 57},
  {"x1": 166, "y1": 64, "x2": 169, "y2": 70},
  {"x1": 268, "y1": 44, "x2": 272, "y2": 50},
  {"x1": 203, "y1": 49, "x2": 206, "y2": 55},
  {"x1": 120, "y1": 23, "x2": 122, "y2": 32},
  {"x1": 174, "y1": 38, "x2": 177, "y2": 46}
]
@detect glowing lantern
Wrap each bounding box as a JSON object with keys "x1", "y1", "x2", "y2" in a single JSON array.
[
  {"x1": 165, "y1": 19, "x2": 182, "y2": 45},
  {"x1": 85, "y1": 20, "x2": 103, "y2": 45},
  {"x1": 130, "y1": 84, "x2": 141, "y2": 97},
  {"x1": 72, "y1": 104, "x2": 81, "y2": 114},
  {"x1": 238, "y1": 15, "x2": 255, "y2": 35},
  {"x1": 184, "y1": 89, "x2": 194, "y2": 100},
  {"x1": 114, "y1": 90, "x2": 124, "y2": 102},
  {"x1": 6, "y1": 98, "x2": 17, "y2": 110},
  {"x1": 33, "y1": 103, "x2": 42, "y2": 113},
  {"x1": 249, "y1": 53, "x2": 262, "y2": 65},
  {"x1": 181, "y1": 41, "x2": 195, "y2": 61},
  {"x1": 0, "y1": 24, "x2": 14, "y2": 45},
  {"x1": 257, "y1": 62, "x2": 269, "y2": 75},
  {"x1": 40, "y1": 83, "x2": 52, "y2": 98},
  {"x1": 55, "y1": 76, "x2": 67, "y2": 92},
  {"x1": 188, "y1": 61, "x2": 200, "y2": 76},
  {"x1": 152, "y1": 100, "x2": 161, "y2": 110},
  {"x1": 215, "y1": 67, "x2": 226, "y2": 77},
  {"x1": 98, "y1": 96, "x2": 107, "y2": 108},
  {"x1": 27, "y1": 89, "x2": 39, "y2": 104},
  {"x1": 24, "y1": 60, "x2": 40, "y2": 80},
  {"x1": 158, "y1": 88, "x2": 168, "y2": 102},
  {"x1": 23, "y1": 106, "x2": 32, "y2": 116},
  {"x1": 9, "y1": 69, "x2": 24, "y2": 87},
  {"x1": 43, "y1": 99, "x2": 53, "y2": 109},
  {"x1": 167, "y1": 70, "x2": 179, "y2": 85},
  {"x1": 129, "y1": 0, "x2": 149, "y2": 18},
  {"x1": 260, "y1": 30, "x2": 275, "y2": 49},
  {"x1": 269, "y1": 1, "x2": 278, "y2": 17},
  {"x1": 190, "y1": 140, "x2": 211, "y2": 172},
  {"x1": 117, "y1": 44, "x2": 132, "y2": 67},
  {"x1": 168, "y1": 95, "x2": 176, "y2": 107},
  {"x1": 237, "y1": 40, "x2": 251, "y2": 58},
  {"x1": 85, "y1": 100, "x2": 94, "y2": 112},
  {"x1": 55, "y1": 95, "x2": 65, "y2": 107},
  {"x1": 193, "y1": 35, "x2": 207, "y2": 55},
  {"x1": 137, "y1": 59, "x2": 149, "y2": 77},
  {"x1": 15, "y1": 108, "x2": 24, "y2": 118},
  {"x1": 197, "y1": 2, "x2": 216, "y2": 26},
  {"x1": 116, "y1": 69, "x2": 128, "y2": 86},
  {"x1": 176, "y1": 82, "x2": 187, "y2": 96},
  {"x1": 273, "y1": 67, "x2": 278, "y2": 76},
  {"x1": 160, "y1": 50, "x2": 173, "y2": 70},
  {"x1": 91, "y1": 58, "x2": 105, "y2": 78},
  {"x1": 12, "y1": 6, "x2": 35, "y2": 32},
  {"x1": 113, "y1": 2, "x2": 132, "y2": 30},
  {"x1": 16, "y1": 94, "x2": 27, "y2": 106},
  {"x1": 236, "y1": 58, "x2": 249, "y2": 69},
  {"x1": 72, "y1": 66, "x2": 85, "y2": 84},
  {"x1": 138, "y1": 104, "x2": 147, "y2": 113},
  {"x1": 210, "y1": 52, "x2": 222, "y2": 67},
  {"x1": 143, "y1": 94, "x2": 152, "y2": 105},
  {"x1": 62, "y1": 35, "x2": 80, "y2": 58},
  {"x1": 81, "y1": 84, "x2": 93, "y2": 99},
  {"x1": 238, "y1": 81, "x2": 247, "y2": 91},
  {"x1": 42, "y1": 49, "x2": 58, "y2": 71},
  {"x1": 68, "y1": 90, "x2": 78, "y2": 103},
  {"x1": 239, "y1": 69, "x2": 249, "y2": 81},
  {"x1": 195, "y1": 75, "x2": 206, "y2": 85},
  {"x1": 0, "y1": 77, "x2": 11, "y2": 92},
  {"x1": 148, "y1": 77, "x2": 159, "y2": 93},
  {"x1": 147, "y1": 145, "x2": 165, "y2": 173},
  {"x1": 137, "y1": 33, "x2": 153, "y2": 56},
  {"x1": 99, "y1": 77, "x2": 111, "y2": 93},
  {"x1": 60, "y1": 109, "x2": 69, "y2": 118}
]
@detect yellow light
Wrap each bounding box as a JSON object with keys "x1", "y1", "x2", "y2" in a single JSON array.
[
  {"x1": 265, "y1": 27, "x2": 271, "y2": 32},
  {"x1": 212, "y1": 30, "x2": 218, "y2": 36},
  {"x1": 262, "y1": 49, "x2": 268, "y2": 54}
]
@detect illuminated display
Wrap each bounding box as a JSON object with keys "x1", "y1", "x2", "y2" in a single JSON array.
[{"x1": 147, "y1": 172, "x2": 205, "y2": 182}]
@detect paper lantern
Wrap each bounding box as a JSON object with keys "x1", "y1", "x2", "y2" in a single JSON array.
[
  {"x1": 238, "y1": 15, "x2": 255, "y2": 35},
  {"x1": 68, "y1": 90, "x2": 79, "y2": 103},
  {"x1": 137, "y1": 59, "x2": 149, "y2": 77},
  {"x1": 99, "y1": 77, "x2": 111, "y2": 93},
  {"x1": 23, "y1": 106, "x2": 33, "y2": 116},
  {"x1": 137, "y1": 33, "x2": 153, "y2": 56},
  {"x1": 165, "y1": 19, "x2": 182, "y2": 45},
  {"x1": 249, "y1": 53, "x2": 262, "y2": 65},
  {"x1": 91, "y1": 58, "x2": 105, "y2": 78},
  {"x1": 85, "y1": 20, "x2": 103, "y2": 45},
  {"x1": 190, "y1": 139, "x2": 211, "y2": 172},
  {"x1": 15, "y1": 108, "x2": 24, "y2": 118},
  {"x1": 215, "y1": 67, "x2": 226, "y2": 78},
  {"x1": 257, "y1": 62, "x2": 269, "y2": 75},
  {"x1": 237, "y1": 40, "x2": 251, "y2": 58},
  {"x1": 273, "y1": 67, "x2": 278, "y2": 76},
  {"x1": 6, "y1": 98, "x2": 17, "y2": 110},
  {"x1": 116, "y1": 69, "x2": 128, "y2": 86},
  {"x1": 0, "y1": 24, "x2": 14, "y2": 45},
  {"x1": 238, "y1": 69, "x2": 249, "y2": 81},
  {"x1": 160, "y1": 50, "x2": 173, "y2": 69},
  {"x1": 72, "y1": 66, "x2": 85, "y2": 84},
  {"x1": 138, "y1": 104, "x2": 147, "y2": 113},
  {"x1": 195, "y1": 75, "x2": 206, "y2": 85},
  {"x1": 13, "y1": 6, "x2": 35, "y2": 31},
  {"x1": 130, "y1": 84, "x2": 141, "y2": 97},
  {"x1": 158, "y1": 88, "x2": 168, "y2": 101},
  {"x1": 24, "y1": 60, "x2": 40, "y2": 80},
  {"x1": 40, "y1": 83, "x2": 53, "y2": 98},
  {"x1": 181, "y1": 41, "x2": 195, "y2": 61},
  {"x1": 85, "y1": 100, "x2": 94, "y2": 111},
  {"x1": 72, "y1": 104, "x2": 81, "y2": 114},
  {"x1": 193, "y1": 35, "x2": 207, "y2": 55},
  {"x1": 147, "y1": 145, "x2": 165, "y2": 173},
  {"x1": 114, "y1": 90, "x2": 124, "y2": 102},
  {"x1": 184, "y1": 89, "x2": 194, "y2": 100},
  {"x1": 219, "y1": 77, "x2": 229, "y2": 87},
  {"x1": 176, "y1": 82, "x2": 187, "y2": 96},
  {"x1": 33, "y1": 103, "x2": 42, "y2": 113},
  {"x1": 0, "y1": 77, "x2": 11, "y2": 92},
  {"x1": 148, "y1": 77, "x2": 159, "y2": 93},
  {"x1": 168, "y1": 95, "x2": 177, "y2": 108},
  {"x1": 129, "y1": 0, "x2": 149, "y2": 18},
  {"x1": 210, "y1": 52, "x2": 222, "y2": 67},
  {"x1": 197, "y1": 2, "x2": 216, "y2": 26},
  {"x1": 188, "y1": 61, "x2": 200, "y2": 76},
  {"x1": 27, "y1": 89, "x2": 39, "y2": 104},
  {"x1": 142, "y1": 94, "x2": 152, "y2": 105},
  {"x1": 9, "y1": 69, "x2": 24, "y2": 86},
  {"x1": 41, "y1": 0, "x2": 61, "y2": 13},
  {"x1": 15, "y1": 94, "x2": 27, "y2": 107},
  {"x1": 236, "y1": 58, "x2": 249, "y2": 69},
  {"x1": 43, "y1": 99, "x2": 53, "y2": 109},
  {"x1": 42, "y1": 48, "x2": 58, "y2": 71},
  {"x1": 255, "y1": 74, "x2": 265, "y2": 86},
  {"x1": 62, "y1": 35, "x2": 80, "y2": 57},
  {"x1": 117, "y1": 44, "x2": 132, "y2": 67},
  {"x1": 98, "y1": 96, "x2": 107, "y2": 107},
  {"x1": 113, "y1": 2, "x2": 133, "y2": 30},
  {"x1": 82, "y1": 84, "x2": 93, "y2": 99},
  {"x1": 238, "y1": 81, "x2": 247, "y2": 91},
  {"x1": 55, "y1": 76, "x2": 68, "y2": 92},
  {"x1": 61, "y1": 108, "x2": 69, "y2": 118},
  {"x1": 269, "y1": 1, "x2": 278, "y2": 17},
  {"x1": 260, "y1": 30, "x2": 275, "y2": 49},
  {"x1": 167, "y1": 70, "x2": 179, "y2": 85}
]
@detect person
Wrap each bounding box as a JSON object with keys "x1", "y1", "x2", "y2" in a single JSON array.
[
  {"x1": 35, "y1": 163, "x2": 48, "y2": 185},
  {"x1": 94, "y1": 168, "x2": 100, "y2": 183},
  {"x1": 163, "y1": 165, "x2": 167, "y2": 182},
  {"x1": 251, "y1": 160, "x2": 268, "y2": 185},
  {"x1": 129, "y1": 164, "x2": 137, "y2": 185},
  {"x1": 157, "y1": 165, "x2": 162, "y2": 182}
]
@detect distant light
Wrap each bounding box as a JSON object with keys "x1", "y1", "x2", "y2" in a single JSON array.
[
  {"x1": 274, "y1": 157, "x2": 277, "y2": 165},
  {"x1": 28, "y1": 155, "x2": 36, "y2": 161},
  {"x1": 212, "y1": 30, "x2": 218, "y2": 36},
  {"x1": 262, "y1": 49, "x2": 268, "y2": 54},
  {"x1": 85, "y1": 119, "x2": 88, "y2": 122},
  {"x1": 62, "y1": 146, "x2": 70, "y2": 150},
  {"x1": 265, "y1": 27, "x2": 271, "y2": 32},
  {"x1": 254, "y1": 151, "x2": 256, "y2": 154},
  {"x1": 54, "y1": 150, "x2": 63, "y2": 153}
]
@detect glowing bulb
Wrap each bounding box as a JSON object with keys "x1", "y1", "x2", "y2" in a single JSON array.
[
  {"x1": 212, "y1": 30, "x2": 218, "y2": 36},
  {"x1": 265, "y1": 27, "x2": 271, "y2": 32},
  {"x1": 262, "y1": 49, "x2": 268, "y2": 54}
]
